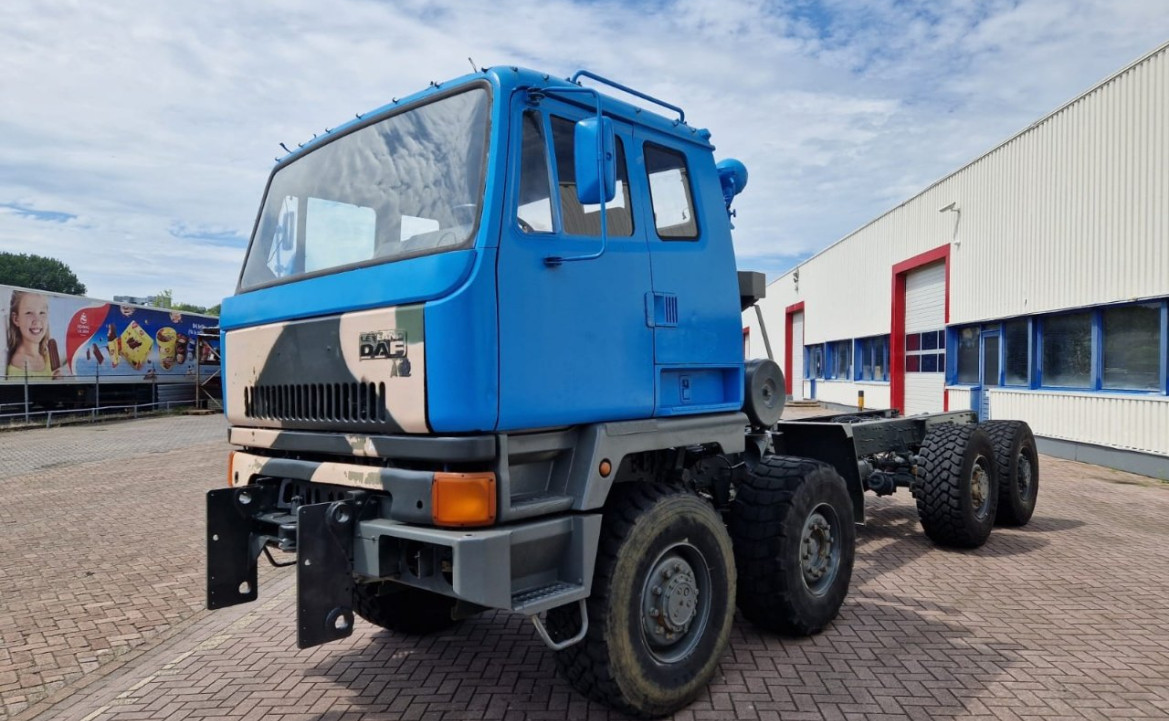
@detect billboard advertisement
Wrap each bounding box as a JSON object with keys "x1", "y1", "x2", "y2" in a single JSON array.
[{"x1": 2, "y1": 285, "x2": 217, "y2": 384}]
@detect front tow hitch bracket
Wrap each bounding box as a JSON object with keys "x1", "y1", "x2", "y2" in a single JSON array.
[
  {"x1": 206, "y1": 484, "x2": 281, "y2": 610},
  {"x1": 296, "y1": 500, "x2": 357, "y2": 649}
]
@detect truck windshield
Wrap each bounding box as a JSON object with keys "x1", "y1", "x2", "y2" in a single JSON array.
[{"x1": 239, "y1": 87, "x2": 490, "y2": 290}]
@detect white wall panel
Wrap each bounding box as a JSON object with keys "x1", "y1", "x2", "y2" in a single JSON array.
[
  {"x1": 905, "y1": 262, "x2": 946, "y2": 332},
  {"x1": 814, "y1": 381, "x2": 859, "y2": 408},
  {"x1": 743, "y1": 43, "x2": 1169, "y2": 454},
  {"x1": 858, "y1": 384, "x2": 892, "y2": 410},
  {"x1": 904, "y1": 374, "x2": 945, "y2": 415},
  {"x1": 990, "y1": 390, "x2": 1169, "y2": 456},
  {"x1": 746, "y1": 42, "x2": 1169, "y2": 339},
  {"x1": 947, "y1": 387, "x2": 973, "y2": 412}
]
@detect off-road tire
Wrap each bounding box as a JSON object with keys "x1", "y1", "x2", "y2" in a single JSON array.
[
  {"x1": 729, "y1": 455, "x2": 855, "y2": 636},
  {"x1": 981, "y1": 420, "x2": 1039, "y2": 526},
  {"x1": 547, "y1": 483, "x2": 736, "y2": 718},
  {"x1": 353, "y1": 582, "x2": 461, "y2": 635},
  {"x1": 913, "y1": 424, "x2": 998, "y2": 548}
]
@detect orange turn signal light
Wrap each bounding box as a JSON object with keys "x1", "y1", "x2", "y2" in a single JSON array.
[
  {"x1": 227, "y1": 451, "x2": 237, "y2": 487},
  {"x1": 431, "y1": 472, "x2": 497, "y2": 527}
]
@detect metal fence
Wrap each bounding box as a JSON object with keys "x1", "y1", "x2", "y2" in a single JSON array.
[{"x1": 0, "y1": 398, "x2": 200, "y2": 430}]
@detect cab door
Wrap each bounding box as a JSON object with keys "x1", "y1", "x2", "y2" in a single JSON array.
[
  {"x1": 496, "y1": 96, "x2": 654, "y2": 430},
  {"x1": 631, "y1": 130, "x2": 744, "y2": 416}
]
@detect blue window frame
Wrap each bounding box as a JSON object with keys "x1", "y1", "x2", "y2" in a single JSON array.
[
  {"x1": 827, "y1": 340, "x2": 852, "y2": 379},
  {"x1": 805, "y1": 344, "x2": 824, "y2": 379},
  {"x1": 856, "y1": 335, "x2": 890, "y2": 381},
  {"x1": 949, "y1": 299, "x2": 1168, "y2": 395}
]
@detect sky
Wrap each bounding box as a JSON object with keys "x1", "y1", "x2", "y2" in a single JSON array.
[{"x1": 1, "y1": 0, "x2": 1166, "y2": 308}]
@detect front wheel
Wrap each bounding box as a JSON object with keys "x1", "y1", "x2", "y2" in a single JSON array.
[
  {"x1": 548, "y1": 483, "x2": 736, "y2": 718},
  {"x1": 729, "y1": 455, "x2": 855, "y2": 636}
]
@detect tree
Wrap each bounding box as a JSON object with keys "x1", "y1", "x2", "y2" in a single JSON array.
[
  {"x1": 152, "y1": 289, "x2": 218, "y2": 316},
  {"x1": 0, "y1": 252, "x2": 86, "y2": 294}
]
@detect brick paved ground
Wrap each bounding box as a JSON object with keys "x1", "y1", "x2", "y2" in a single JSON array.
[{"x1": 3, "y1": 413, "x2": 1168, "y2": 721}]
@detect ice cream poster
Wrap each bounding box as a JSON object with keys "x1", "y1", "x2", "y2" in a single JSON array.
[{"x1": 2, "y1": 284, "x2": 217, "y2": 382}]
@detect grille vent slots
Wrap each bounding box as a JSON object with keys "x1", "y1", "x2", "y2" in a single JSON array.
[{"x1": 244, "y1": 382, "x2": 388, "y2": 423}]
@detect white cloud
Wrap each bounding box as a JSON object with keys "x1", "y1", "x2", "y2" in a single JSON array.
[{"x1": 0, "y1": 0, "x2": 1166, "y2": 306}]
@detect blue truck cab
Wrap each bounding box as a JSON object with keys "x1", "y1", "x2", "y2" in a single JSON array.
[
  {"x1": 209, "y1": 67, "x2": 768, "y2": 716},
  {"x1": 218, "y1": 67, "x2": 748, "y2": 436}
]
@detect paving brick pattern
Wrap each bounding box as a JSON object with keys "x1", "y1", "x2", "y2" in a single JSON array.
[{"x1": 3, "y1": 414, "x2": 1168, "y2": 721}]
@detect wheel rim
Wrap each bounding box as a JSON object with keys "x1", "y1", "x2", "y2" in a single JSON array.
[
  {"x1": 970, "y1": 456, "x2": 992, "y2": 519},
  {"x1": 800, "y1": 503, "x2": 842, "y2": 596},
  {"x1": 1016, "y1": 452, "x2": 1034, "y2": 501},
  {"x1": 640, "y1": 542, "x2": 712, "y2": 664}
]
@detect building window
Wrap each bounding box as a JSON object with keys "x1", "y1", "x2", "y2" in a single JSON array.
[
  {"x1": 857, "y1": 335, "x2": 889, "y2": 381},
  {"x1": 806, "y1": 345, "x2": 824, "y2": 379},
  {"x1": 1042, "y1": 312, "x2": 1092, "y2": 388},
  {"x1": 906, "y1": 330, "x2": 945, "y2": 374},
  {"x1": 827, "y1": 341, "x2": 852, "y2": 379},
  {"x1": 1102, "y1": 304, "x2": 1161, "y2": 391},
  {"x1": 955, "y1": 327, "x2": 979, "y2": 384},
  {"x1": 644, "y1": 143, "x2": 698, "y2": 239},
  {"x1": 1004, "y1": 319, "x2": 1030, "y2": 386}
]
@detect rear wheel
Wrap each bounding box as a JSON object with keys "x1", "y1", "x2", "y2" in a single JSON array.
[
  {"x1": 913, "y1": 424, "x2": 998, "y2": 548},
  {"x1": 729, "y1": 456, "x2": 855, "y2": 636},
  {"x1": 353, "y1": 582, "x2": 462, "y2": 635},
  {"x1": 981, "y1": 420, "x2": 1039, "y2": 526},
  {"x1": 548, "y1": 483, "x2": 735, "y2": 718}
]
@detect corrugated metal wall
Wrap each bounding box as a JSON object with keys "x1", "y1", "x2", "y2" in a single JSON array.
[
  {"x1": 749, "y1": 42, "x2": 1168, "y2": 340},
  {"x1": 991, "y1": 390, "x2": 1169, "y2": 455},
  {"x1": 744, "y1": 43, "x2": 1168, "y2": 457},
  {"x1": 948, "y1": 44, "x2": 1169, "y2": 322}
]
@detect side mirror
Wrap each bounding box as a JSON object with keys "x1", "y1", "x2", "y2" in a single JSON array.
[{"x1": 574, "y1": 116, "x2": 616, "y2": 205}]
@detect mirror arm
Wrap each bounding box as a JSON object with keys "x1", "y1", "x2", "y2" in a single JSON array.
[{"x1": 540, "y1": 86, "x2": 607, "y2": 267}]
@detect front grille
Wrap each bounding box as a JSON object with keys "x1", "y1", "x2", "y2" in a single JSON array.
[{"x1": 244, "y1": 382, "x2": 388, "y2": 423}]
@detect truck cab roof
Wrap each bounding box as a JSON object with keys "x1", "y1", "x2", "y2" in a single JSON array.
[{"x1": 278, "y1": 66, "x2": 715, "y2": 167}]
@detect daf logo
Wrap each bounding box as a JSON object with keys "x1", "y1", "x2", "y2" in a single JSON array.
[{"x1": 359, "y1": 330, "x2": 407, "y2": 360}]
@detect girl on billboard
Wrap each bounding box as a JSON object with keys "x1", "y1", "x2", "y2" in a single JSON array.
[{"x1": 6, "y1": 289, "x2": 63, "y2": 379}]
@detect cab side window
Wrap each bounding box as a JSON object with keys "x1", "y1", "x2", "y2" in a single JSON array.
[
  {"x1": 644, "y1": 143, "x2": 698, "y2": 240},
  {"x1": 550, "y1": 116, "x2": 633, "y2": 237},
  {"x1": 517, "y1": 111, "x2": 554, "y2": 233}
]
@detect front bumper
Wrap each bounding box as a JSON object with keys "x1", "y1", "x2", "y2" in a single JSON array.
[{"x1": 206, "y1": 480, "x2": 600, "y2": 649}]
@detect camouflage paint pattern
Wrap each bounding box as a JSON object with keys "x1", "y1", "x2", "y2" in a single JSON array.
[
  {"x1": 231, "y1": 451, "x2": 396, "y2": 492},
  {"x1": 224, "y1": 304, "x2": 427, "y2": 433}
]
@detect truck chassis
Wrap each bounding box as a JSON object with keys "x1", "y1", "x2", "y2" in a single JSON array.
[{"x1": 209, "y1": 408, "x2": 1038, "y2": 716}]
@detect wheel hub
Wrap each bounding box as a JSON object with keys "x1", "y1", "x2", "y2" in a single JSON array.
[
  {"x1": 971, "y1": 459, "x2": 991, "y2": 518},
  {"x1": 800, "y1": 506, "x2": 841, "y2": 595},
  {"x1": 644, "y1": 558, "x2": 699, "y2": 636},
  {"x1": 1017, "y1": 455, "x2": 1034, "y2": 499}
]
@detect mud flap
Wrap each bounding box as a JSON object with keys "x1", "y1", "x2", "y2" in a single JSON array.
[
  {"x1": 207, "y1": 485, "x2": 279, "y2": 610},
  {"x1": 297, "y1": 501, "x2": 356, "y2": 649}
]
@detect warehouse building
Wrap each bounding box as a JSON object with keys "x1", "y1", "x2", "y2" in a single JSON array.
[{"x1": 745, "y1": 41, "x2": 1169, "y2": 479}]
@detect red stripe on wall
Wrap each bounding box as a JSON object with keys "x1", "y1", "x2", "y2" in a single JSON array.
[
  {"x1": 784, "y1": 301, "x2": 805, "y2": 396},
  {"x1": 890, "y1": 244, "x2": 950, "y2": 413}
]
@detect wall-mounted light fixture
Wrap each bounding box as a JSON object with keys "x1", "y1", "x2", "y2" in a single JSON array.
[{"x1": 939, "y1": 202, "x2": 961, "y2": 246}]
